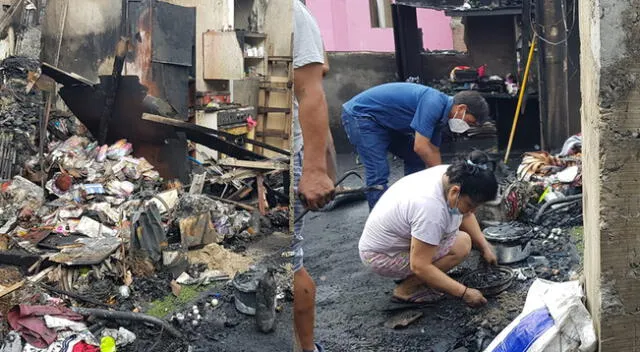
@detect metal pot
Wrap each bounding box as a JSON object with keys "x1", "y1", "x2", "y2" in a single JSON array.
[
  {"x1": 232, "y1": 267, "x2": 267, "y2": 316},
  {"x1": 483, "y1": 223, "x2": 534, "y2": 264}
]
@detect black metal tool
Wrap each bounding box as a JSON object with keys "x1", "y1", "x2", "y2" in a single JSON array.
[{"x1": 294, "y1": 184, "x2": 383, "y2": 224}]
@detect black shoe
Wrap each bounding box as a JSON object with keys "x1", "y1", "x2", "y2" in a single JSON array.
[{"x1": 255, "y1": 268, "x2": 277, "y2": 333}]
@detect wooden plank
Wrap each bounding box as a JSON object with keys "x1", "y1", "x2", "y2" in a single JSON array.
[
  {"x1": 0, "y1": 280, "x2": 24, "y2": 298},
  {"x1": 203, "y1": 31, "x2": 244, "y2": 80},
  {"x1": 268, "y1": 56, "x2": 292, "y2": 62},
  {"x1": 257, "y1": 174, "x2": 267, "y2": 216},
  {"x1": 263, "y1": 0, "x2": 293, "y2": 57},
  {"x1": 0, "y1": 266, "x2": 55, "y2": 298},
  {"x1": 217, "y1": 158, "x2": 288, "y2": 171},
  {"x1": 212, "y1": 168, "x2": 259, "y2": 183}
]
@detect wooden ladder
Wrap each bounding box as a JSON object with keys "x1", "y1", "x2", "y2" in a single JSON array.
[{"x1": 256, "y1": 56, "x2": 293, "y2": 157}]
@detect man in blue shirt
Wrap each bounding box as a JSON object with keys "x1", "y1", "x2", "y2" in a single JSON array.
[{"x1": 341, "y1": 82, "x2": 490, "y2": 209}]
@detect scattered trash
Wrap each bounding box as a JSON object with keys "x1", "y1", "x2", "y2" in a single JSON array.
[
  {"x1": 384, "y1": 310, "x2": 423, "y2": 329},
  {"x1": 0, "y1": 331, "x2": 23, "y2": 352},
  {"x1": 6, "y1": 305, "x2": 83, "y2": 348},
  {"x1": 484, "y1": 280, "x2": 596, "y2": 352},
  {"x1": 100, "y1": 327, "x2": 136, "y2": 347},
  {"x1": 176, "y1": 270, "x2": 229, "y2": 285}
]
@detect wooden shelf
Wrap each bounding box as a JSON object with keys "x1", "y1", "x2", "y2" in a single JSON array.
[{"x1": 268, "y1": 56, "x2": 292, "y2": 62}]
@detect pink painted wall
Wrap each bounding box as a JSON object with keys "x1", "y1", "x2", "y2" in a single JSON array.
[{"x1": 305, "y1": 0, "x2": 453, "y2": 52}]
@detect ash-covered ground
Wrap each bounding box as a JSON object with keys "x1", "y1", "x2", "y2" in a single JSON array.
[{"x1": 303, "y1": 153, "x2": 582, "y2": 352}]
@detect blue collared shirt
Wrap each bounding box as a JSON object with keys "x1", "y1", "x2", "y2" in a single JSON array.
[{"x1": 342, "y1": 83, "x2": 453, "y2": 147}]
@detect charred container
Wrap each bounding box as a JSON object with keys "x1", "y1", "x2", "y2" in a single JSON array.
[{"x1": 483, "y1": 223, "x2": 534, "y2": 264}]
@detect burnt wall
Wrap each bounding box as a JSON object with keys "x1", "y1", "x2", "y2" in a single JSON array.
[
  {"x1": 41, "y1": 0, "x2": 122, "y2": 82},
  {"x1": 324, "y1": 52, "x2": 398, "y2": 153},
  {"x1": 464, "y1": 15, "x2": 517, "y2": 76},
  {"x1": 421, "y1": 52, "x2": 471, "y2": 81}
]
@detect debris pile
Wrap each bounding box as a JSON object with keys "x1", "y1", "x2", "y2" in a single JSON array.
[
  {"x1": 0, "y1": 57, "x2": 42, "y2": 180},
  {"x1": 0, "y1": 54, "x2": 292, "y2": 350}
]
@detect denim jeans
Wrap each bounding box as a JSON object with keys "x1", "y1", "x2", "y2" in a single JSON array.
[{"x1": 341, "y1": 111, "x2": 424, "y2": 210}]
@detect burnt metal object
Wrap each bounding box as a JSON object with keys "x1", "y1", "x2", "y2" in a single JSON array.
[
  {"x1": 72, "y1": 307, "x2": 183, "y2": 338},
  {"x1": 98, "y1": 38, "x2": 129, "y2": 145},
  {"x1": 461, "y1": 266, "x2": 515, "y2": 296},
  {"x1": 126, "y1": 0, "x2": 195, "y2": 118},
  {"x1": 483, "y1": 222, "x2": 534, "y2": 264},
  {"x1": 40, "y1": 63, "x2": 95, "y2": 87},
  {"x1": 294, "y1": 171, "x2": 370, "y2": 224},
  {"x1": 41, "y1": 63, "x2": 173, "y2": 144},
  {"x1": 151, "y1": 1, "x2": 195, "y2": 67},
  {"x1": 533, "y1": 194, "x2": 582, "y2": 224},
  {"x1": 142, "y1": 114, "x2": 288, "y2": 158}
]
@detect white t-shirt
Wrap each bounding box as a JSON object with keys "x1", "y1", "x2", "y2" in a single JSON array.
[
  {"x1": 292, "y1": 0, "x2": 324, "y2": 154},
  {"x1": 359, "y1": 165, "x2": 464, "y2": 256}
]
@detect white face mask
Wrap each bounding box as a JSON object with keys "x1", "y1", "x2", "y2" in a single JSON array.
[{"x1": 448, "y1": 110, "x2": 470, "y2": 134}]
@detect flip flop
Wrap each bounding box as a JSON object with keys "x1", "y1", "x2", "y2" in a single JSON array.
[
  {"x1": 391, "y1": 288, "x2": 444, "y2": 305},
  {"x1": 381, "y1": 300, "x2": 435, "y2": 312}
]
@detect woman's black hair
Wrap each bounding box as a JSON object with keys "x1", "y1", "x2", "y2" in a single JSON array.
[{"x1": 445, "y1": 150, "x2": 498, "y2": 204}]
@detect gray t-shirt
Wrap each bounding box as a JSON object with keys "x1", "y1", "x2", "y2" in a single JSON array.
[{"x1": 292, "y1": 0, "x2": 324, "y2": 154}]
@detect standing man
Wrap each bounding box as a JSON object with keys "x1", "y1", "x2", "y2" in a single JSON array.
[
  {"x1": 341, "y1": 83, "x2": 490, "y2": 209},
  {"x1": 292, "y1": 1, "x2": 335, "y2": 351}
]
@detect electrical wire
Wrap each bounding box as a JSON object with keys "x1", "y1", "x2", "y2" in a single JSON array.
[{"x1": 528, "y1": 0, "x2": 577, "y2": 46}]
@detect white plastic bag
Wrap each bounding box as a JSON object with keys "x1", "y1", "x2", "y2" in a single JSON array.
[{"x1": 483, "y1": 279, "x2": 597, "y2": 352}]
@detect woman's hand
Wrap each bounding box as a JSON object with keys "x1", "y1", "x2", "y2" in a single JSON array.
[
  {"x1": 481, "y1": 244, "x2": 498, "y2": 266},
  {"x1": 462, "y1": 287, "x2": 487, "y2": 307}
]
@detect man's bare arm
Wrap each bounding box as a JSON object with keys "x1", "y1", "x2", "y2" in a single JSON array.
[
  {"x1": 295, "y1": 63, "x2": 329, "y2": 174},
  {"x1": 320, "y1": 49, "x2": 336, "y2": 182},
  {"x1": 295, "y1": 63, "x2": 335, "y2": 209},
  {"x1": 413, "y1": 132, "x2": 442, "y2": 167}
]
